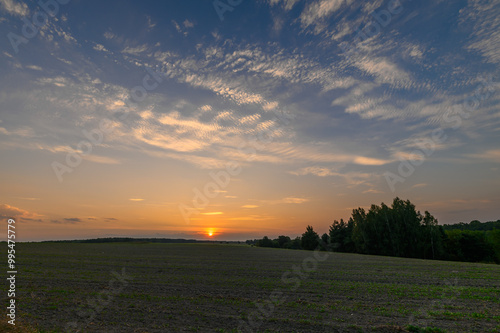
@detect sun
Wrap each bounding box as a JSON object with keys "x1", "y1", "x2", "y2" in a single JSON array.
[{"x1": 205, "y1": 228, "x2": 216, "y2": 237}]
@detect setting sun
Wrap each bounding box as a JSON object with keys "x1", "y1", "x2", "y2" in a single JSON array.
[{"x1": 205, "y1": 228, "x2": 216, "y2": 237}]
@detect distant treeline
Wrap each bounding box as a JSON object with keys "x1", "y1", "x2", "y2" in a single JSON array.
[
  {"x1": 442, "y1": 220, "x2": 500, "y2": 231},
  {"x1": 41, "y1": 238, "x2": 240, "y2": 244},
  {"x1": 247, "y1": 198, "x2": 500, "y2": 264}
]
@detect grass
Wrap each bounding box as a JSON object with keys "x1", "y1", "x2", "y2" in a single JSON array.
[{"x1": 7, "y1": 242, "x2": 500, "y2": 332}]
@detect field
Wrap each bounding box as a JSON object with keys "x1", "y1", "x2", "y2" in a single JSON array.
[{"x1": 3, "y1": 242, "x2": 500, "y2": 332}]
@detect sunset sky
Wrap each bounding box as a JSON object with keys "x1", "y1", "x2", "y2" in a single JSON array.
[{"x1": 1, "y1": 0, "x2": 499, "y2": 241}]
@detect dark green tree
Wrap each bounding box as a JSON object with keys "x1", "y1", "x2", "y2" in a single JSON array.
[
  {"x1": 290, "y1": 236, "x2": 302, "y2": 250},
  {"x1": 276, "y1": 235, "x2": 291, "y2": 248},
  {"x1": 301, "y1": 225, "x2": 320, "y2": 250},
  {"x1": 329, "y1": 218, "x2": 354, "y2": 252},
  {"x1": 321, "y1": 233, "x2": 329, "y2": 246},
  {"x1": 350, "y1": 197, "x2": 444, "y2": 259},
  {"x1": 258, "y1": 236, "x2": 274, "y2": 248}
]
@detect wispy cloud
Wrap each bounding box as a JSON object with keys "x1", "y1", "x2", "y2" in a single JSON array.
[
  {"x1": 261, "y1": 197, "x2": 310, "y2": 205},
  {"x1": 289, "y1": 166, "x2": 339, "y2": 177},
  {"x1": 0, "y1": 204, "x2": 42, "y2": 220},
  {"x1": 290, "y1": 167, "x2": 381, "y2": 188},
  {"x1": 269, "y1": 0, "x2": 299, "y2": 11},
  {"x1": 467, "y1": 149, "x2": 500, "y2": 163},
  {"x1": 282, "y1": 197, "x2": 309, "y2": 204},
  {"x1": 84, "y1": 155, "x2": 121, "y2": 165},
  {"x1": 0, "y1": 0, "x2": 28, "y2": 16},
  {"x1": 63, "y1": 218, "x2": 82, "y2": 223},
  {"x1": 300, "y1": 0, "x2": 352, "y2": 32},
  {"x1": 122, "y1": 44, "x2": 149, "y2": 56},
  {"x1": 461, "y1": 0, "x2": 500, "y2": 65},
  {"x1": 49, "y1": 217, "x2": 85, "y2": 224}
]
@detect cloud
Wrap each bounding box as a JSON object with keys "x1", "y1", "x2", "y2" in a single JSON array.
[
  {"x1": 362, "y1": 189, "x2": 383, "y2": 194},
  {"x1": 21, "y1": 217, "x2": 44, "y2": 222},
  {"x1": 122, "y1": 44, "x2": 149, "y2": 56},
  {"x1": 64, "y1": 218, "x2": 82, "y2": 223},
  {"x1": 182, "y1": 75, "x2": 266, "y2": 105},
  {"x1": 290, "y1": 167, "x2": 380, "y2": 188},
  {"x1": 461, "y1": 0, "x2": 500, "y2": 65},
  {"x1": 83, "y1": 155, "x2": 121, "y2": 165},
  {"x1": 282, "y1": 197, "x2": 309, "y2": 204},
  {"x1": 386, "y1": 133, "x2": 463, "y2": 162},
  {"x1": 172, "y1": 20, "x2": 193, "y2": 36},
  {"x1": 0, "y1": 126, "x2": 36, "y2": 138},
  {"x1": 104, "y1": 217, "x2": 118, "y2": 221},
  {"x1": 242, "y1": 205, "x2": 259, "y2": 208},
  {"x1": 144, "y1": 150, "x2": 228, "y2": 169},
  {"x1": 172, "y1": 20, "x2": 182, "y2": 33},
  {"x1": 129, "y1": 198, "x2": 144, "y2": 201},
  {"x1": 93, "y1": 44, "x2": 109, "y2": 52},
  {"x1": 183, "y1": 19, "x2": 194, "y2": 28},
  {"x1": 300, "y1": 0, "x2": 345, "y2": 27},
  {"x1": 0, "y1": 0, "x2": 28, "y2": 16},
  {"x1": 36, "y1": 76, "x2": 70, "y2": 87},
  {"x1": 201, "y1": 212, "x2": 223, "y2": 215},
  {"x1": 26, "y1": 65, "x2": 43, "y2": 71},
  {"x1": 103, "y1": 31, "x2": 115, "y2": 39},
  {"x1": 355, "y1": 57, "x2": 411, "y2": 86},
  {"x1": 290, "y1": 166, "x2": 338, "y2": 177},
  {"x1": 269, "y1": 0, "x2": 300, "y2": 11},
  {"x1": 50, "y1": 218, "x2": 83, "y2": 224},
  {"x1": 147, "y1": 15, "x2": 156, "y2": 29},
  {"x1": 257, "y1": 142, "x2": 391, "y2": 166},
  {"x1": 0, "y1": 204, "x2": 42, "y2": 221},
  {"x1": 353, "y1": 156, "x2": 389, "y2": 166},
  {"x1": 467, "y1": 149, "x2": 500, "y2": 163},
  {"x1": 300, "y1": 0, "x2": 354, "y2": 33},
  {"x1": 228, "y1": 215, "x2": 275, "y2": 221}
]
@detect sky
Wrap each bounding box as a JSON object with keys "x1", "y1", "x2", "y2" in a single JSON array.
[{"x1": 0, "y1": 0, "x2": 499, "y2": 242}]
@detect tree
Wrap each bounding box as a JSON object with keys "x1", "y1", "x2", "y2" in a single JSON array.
[
  {"x1": 276, "y1": 235, "x2": 291, "y2": 248},
  {"x1": 257, "y1": 236, "x2": 274, "y2": 248},
  {"x1": 350, "y1": 197, "x2": 444, "y2": 259},
  {"x1": 486, "y1": 229, "x2": 500, "y2": 263},
  {"x1": 329, "y1": 219, "x2": 354, "y2": 252},
  {"x1": 351, "y1": 208, "x2": 369, "y2": 254},
  {"x1": 421, "y1": 210, "x2": 445, "y2": 259},
  {"x1": 290, "y1": 237, "x2": 302, "y2": 250},
  {"x1": 321, "y1": 233, "x2": 329, "y2": 246},
  {"x1": 301, "y1": 225, "x2": 320, "y2": 250}
]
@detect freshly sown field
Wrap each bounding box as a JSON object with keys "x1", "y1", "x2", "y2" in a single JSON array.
[{"x1": 2, "y1": 242, "x2": 500, "y2": 332}]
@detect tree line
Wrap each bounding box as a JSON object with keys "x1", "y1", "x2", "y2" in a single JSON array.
[{"x1": 247, "y1": 198, "x2": 500, "y2": 264}]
